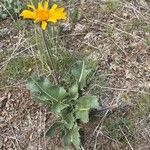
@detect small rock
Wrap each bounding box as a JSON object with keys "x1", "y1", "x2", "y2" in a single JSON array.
[{"x1": 122, "y1": 12, "x2": 128, "y2": 18}]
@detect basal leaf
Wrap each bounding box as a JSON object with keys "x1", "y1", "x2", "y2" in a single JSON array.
[
  {"x1": 77, "y1": 96, "x2": 99, "y2": 109},
  {"x1": 26, "y1": 75, "x2": 66, "y2": 103},
  {"x1": 48, "y1": 86, "x2": 66, "y2": 101},
  {"x1": 51, "y1": 102, "x2": 68, "y2": 115},
  {"x1": 75, "y1": 96, "x2": 99, "y2": 123},
  {"x1": 63, "y1": 111, "x2": 75, "y2": 129},
  {"x1": 46, "y1": 122, "x2": 64, "y2": 138},
  {"x1": 26, "y1": 76, "x2": 51, "y2": 92},
  {"x1": 33, "y1": 95, "x2": 50, "y2": 104},
  {"x1": 76, "y1": 110, "x2": 89, "y2": 123},
  {"x1": 62, "y1": 125, "x2": 80, "y2": 150}
]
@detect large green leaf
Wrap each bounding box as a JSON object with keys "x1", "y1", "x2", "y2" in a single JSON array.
[
  {"x1": 26, "y1": 76, "x2": 66, "y2": 103},
  {"x1": 27, "y1": 76, "x2": 51, "y2": 93},
  {"x1": 46, "y1": 122, "x2": 64, "y2": 138},
  {"x1": 62, "y1": 111, "x2": 75, "y2": 129},
  {"x1": 76, "y1": 110, "x2": 89, "y2": 123},
  {"x1": 77, "y1": 96, "x2": 99, "y2": 109},
  {"x1": 71, "y1": 61, "x2": 91, "y2": 89},
  {"x1": 62, "y1": 125, "x2": 80, "y2": 150},
  {"x1": 75, "y1": 96, "x2": 99, "y2": 123},
  {"x1": 48, "y1": 86, "x2": 66, "y2": 100},
  {"x1": 51, "y1": 102, "x2": 68, "y2": 115},
  {"x1": 32, "y1": 95, "x2": 50, "y2": 104}
]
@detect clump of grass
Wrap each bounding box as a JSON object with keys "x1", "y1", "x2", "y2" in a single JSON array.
[
  {"x1": 143, "y1": 24, "x2": 150, "y2": 33},
  {"x1": 0, "y1": 51, "x2": 9, "y2": 63},
  {"x1": 135, "y1": 94, "x2": 150, "y2": 118},
  {"x1": 125, "y1": 20, "x2": 141, "y2": 33},
  {"x1": 106, "y1": 0, "x2": 121, "y2": 12},
  {"x1": 5, "y1": 57, "x2": 32, "y2": 78},
  {"x1": 105, "y1": 116, "x2": 135, "y2": 143},
  {"x1": 145, "y1": 39, "x2": 150, "y2": 46},
  {"x1": 124, "y1": 20, "x2": 150, "y2": 33},
  {"x1": 70, "y1": 9, "x2": 79, "y2": 24},
  {"x1": 0, "y1": 57, "x2": 36, "y2": 87},
  {"x1": 0, "y1": 0, "x2": 24, "y2": 20}
]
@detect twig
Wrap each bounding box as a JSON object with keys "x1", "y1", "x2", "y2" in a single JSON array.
[
  {"x1": 90, "y1": 103, "x2": 119, "y2": 117},
  {"x1": 89, "y1": 84, "x2": 150, "y2": 95}
]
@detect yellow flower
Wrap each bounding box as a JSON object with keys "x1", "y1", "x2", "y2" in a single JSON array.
[{"x1": 20, "y1": 1, "x2": 67, "y2": 30}]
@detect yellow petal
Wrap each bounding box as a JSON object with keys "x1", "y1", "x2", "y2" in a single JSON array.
[
  {"x1": 55, "y1": 8, "x2": 67, "y2": 19},
  {"x1": 27, "y1": 4, "x2": 35, "y2": 10},
  {"x1": 48, "y1": 7, "x2": 67, "y2": 23},
  {"x1": 38, "y1": 2, "x2": 43, "y2": 10},
  {"x1": 47, "y1": 17, "x2": 57, "y2": 23},
  {"x1": 20, "y1": 10, "x2": 35, "y2": 19},
  {"x1": 50, "y1": 4, "x2": 58, "y2": 11},
  {"x1": 41, "y1": 21, "x2": 47, "y2": 30},
  {"x1": 44, "y1": 1, "x2": 48, "y2": 10},
  {"x1": 57, "y1": 8, "x2": 65, "y2": 13}
]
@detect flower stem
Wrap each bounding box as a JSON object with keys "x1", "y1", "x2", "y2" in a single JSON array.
[{"x1": 42, "y1": 30, "x2": 59, "y2": 85}]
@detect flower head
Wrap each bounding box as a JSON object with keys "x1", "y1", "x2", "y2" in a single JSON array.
[{"x1": 20, "y1": 1, "x2": 67, "y2": 30}]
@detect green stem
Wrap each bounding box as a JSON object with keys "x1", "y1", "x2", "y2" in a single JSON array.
[{"x1": 42, "y1": 30, "x2": 59, "y2": 85}]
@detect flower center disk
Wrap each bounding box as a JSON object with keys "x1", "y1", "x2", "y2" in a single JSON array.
[{"x1": 36, "y1": 10, "x2": 49, "y2": 21}]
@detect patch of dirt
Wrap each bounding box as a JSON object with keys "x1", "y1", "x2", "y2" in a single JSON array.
[
  {"x1": 0, "y1": 19, "x2": 18, "y2": 53},
  {"x1": 0, "y1": 86, "x2": 62, "y2": 150}
]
